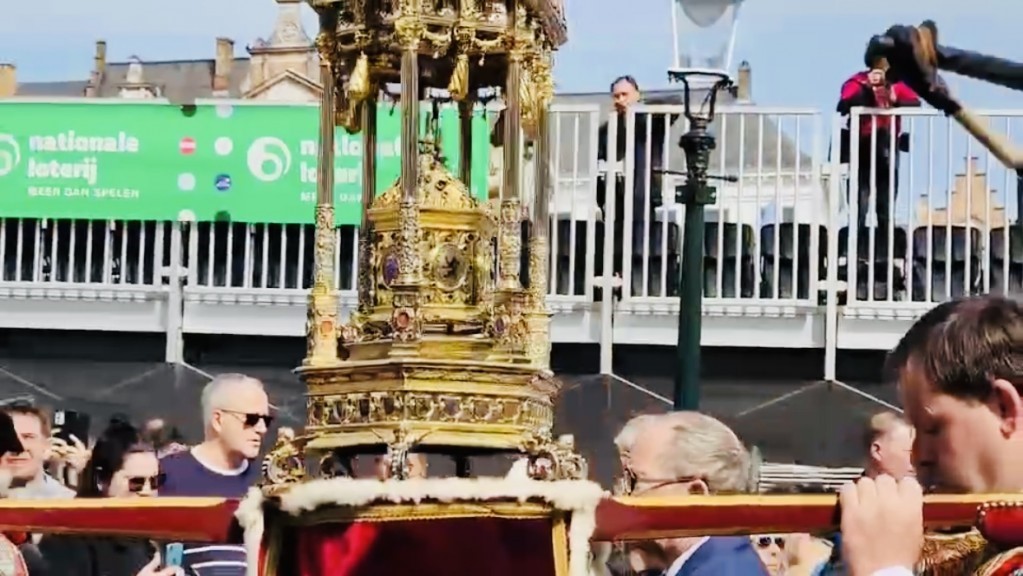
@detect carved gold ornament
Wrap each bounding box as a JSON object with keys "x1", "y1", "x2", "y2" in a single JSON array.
[
  {"x1": 262, "y1": 430, "x2": 306, "y2": 488},
  {"x1": 448, "y1": 54, "x2": 470, "y2": 101},
  {"x1": 522, "y1": 434, "x2": 588, "y2": 481}
]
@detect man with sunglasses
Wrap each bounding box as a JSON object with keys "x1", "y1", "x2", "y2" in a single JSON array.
[
  {"x1": 159, "y1": 373, "x2": 272, "y2": 576},
  {"x1": 750, "y1": 535, "x2": 786, "y2": 575},
  {"x1": 620, "y1": 411, "x2": 767, "y2": 575}
]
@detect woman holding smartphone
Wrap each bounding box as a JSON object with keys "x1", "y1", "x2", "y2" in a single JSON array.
[{"x1": 36, "y1": 418, "x2": 179, "y2": 576}]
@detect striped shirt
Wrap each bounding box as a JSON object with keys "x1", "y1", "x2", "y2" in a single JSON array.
[{"x1": 159, "y1": 450, "x2": 258, "y2": 576}]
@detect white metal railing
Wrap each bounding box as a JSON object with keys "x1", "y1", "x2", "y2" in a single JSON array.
[
  {"x1": 0, "y1": 219, "x2": 170, "y2": 287},
  {"x1": 842, "y1": 108, "x2": 1023, "y2": 310},
  {"x1": 758, "y1": 463, "x2": 863, "y2": 492},
  {"x1": 609, "y1": 105, "x2": 825, "y2": 306},
  {"x1": 1, "y1": 106, "x2": 1021, "y2": 373},
  {"x1": 182, "y1": 222, "x2": 359, "y2": 292}
]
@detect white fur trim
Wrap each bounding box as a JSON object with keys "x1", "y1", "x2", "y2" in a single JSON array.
[
  {"x1": 505, "y1": 458, "x2": 530, "y2": 480},
  {"x1": 235, "y1": 487, "x2": 266, "y2": 576},
  {"x1": 589, "y1": 542, "x2": 613, "y2": 576},
  {"x1": 262, "y1": 477, "x2": 604, "y2": 576}
]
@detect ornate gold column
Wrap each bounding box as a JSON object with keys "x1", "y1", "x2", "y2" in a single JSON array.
[
  {"x1": 391, "y1": 11, "x2": 423, "y2": 350},
  {"x1": 305, "y1": 38, "x2": 340, "y2": 367},
  {"x1": 498, "y1": 49, "x2": 524, "y2": 291},
  {"x1": 485, "y1": 6, "x2": 532, "y2": 363},
  {"x1": 526, "y1": 100, "x2": 551, "y2": 369},
  {"x1": 357, "y1": 93, "x2": 377, "y2": 314}
]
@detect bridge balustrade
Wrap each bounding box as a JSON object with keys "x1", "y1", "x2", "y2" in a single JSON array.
[{"x1": 0, "y1": 105, "x2": 1021, "y2": 379}]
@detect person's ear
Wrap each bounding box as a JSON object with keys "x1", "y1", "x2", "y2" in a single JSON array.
[
  {"x1": 687, "y1": 479, "x2": 709, "y2": 495},
  {"x1": 213, "y1": 410, "x2": 228, "y2": 431},
  {"x1": 990, "y1": 378, "x2": 1023, "y2": 436},
  {"x1": 870, "y1": 440, "x2": 884, "y2": 461}
]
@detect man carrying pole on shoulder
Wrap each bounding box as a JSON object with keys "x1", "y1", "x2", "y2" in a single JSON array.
[{"x1": 841, "y1": 295, "x2": 1023, "y2": 576}]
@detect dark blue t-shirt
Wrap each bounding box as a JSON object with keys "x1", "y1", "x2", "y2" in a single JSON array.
[{"x1": 159, "y1": 450, "x2": 258, "y2": 576}]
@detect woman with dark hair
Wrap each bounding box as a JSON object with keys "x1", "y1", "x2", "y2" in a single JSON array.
[{"x1": 36, "y1": 418, "x2": 177, "y2": 576}]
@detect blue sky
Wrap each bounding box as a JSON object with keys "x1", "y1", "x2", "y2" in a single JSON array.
[
  {"x1": 2, "y1": 0, "x2": 1019, "y2": 109},
  {"x1": 2, "y1": 0, "x2": 1022, "y2": 219}
]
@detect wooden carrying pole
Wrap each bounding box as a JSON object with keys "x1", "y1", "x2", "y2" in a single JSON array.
[
  {"x1": 953, "y1": 108, "x2": 1023, "y2": 170},
  {"x1": 0, "y1": 498, "x2": 240, "y2": 542},
  {"x1": 593, "y1": 493, "x2": 1023, "y2": 547},
  {"x1": 4, "y1": 494, "x2": 1023, "y2": 548}
]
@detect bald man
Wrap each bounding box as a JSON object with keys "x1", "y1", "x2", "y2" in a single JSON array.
[
  {"x1": 160, "y1": 373, "x2": 271, "y2": 576},
  {"x1": 862, "y1": 411, "x2": 915, "y2": 480}
]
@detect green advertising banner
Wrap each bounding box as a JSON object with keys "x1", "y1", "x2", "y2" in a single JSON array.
[{"x1": 0, "y1": 101, "x2": 492, "y2": 224}]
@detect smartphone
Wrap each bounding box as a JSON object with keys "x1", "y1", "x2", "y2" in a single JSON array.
[
  {"x1": 52, "y1": 410, "x2": 90, "y2": 445},
  {"x1": 163, "y1": 542, "x2": 184, "y2": 569}
]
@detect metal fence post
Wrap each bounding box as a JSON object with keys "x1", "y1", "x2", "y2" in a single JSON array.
[{"x1": 164, "y1": 220, "x2": 185, "y2": 364}]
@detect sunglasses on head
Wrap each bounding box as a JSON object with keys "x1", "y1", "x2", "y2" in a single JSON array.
[
  {"x1": 127, "y1": 473, "x2": 165, "y2": 493},
  {"x1": 753, "y1": 536, "x2": 785, "y2": 549},
  {"x1": 221, "y1": 410, "x2": 273, "y2": 428}
]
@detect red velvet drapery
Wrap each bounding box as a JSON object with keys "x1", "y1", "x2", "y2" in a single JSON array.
[{"x1": 268, "y1": 516, "x2": 564, "y2": 576}]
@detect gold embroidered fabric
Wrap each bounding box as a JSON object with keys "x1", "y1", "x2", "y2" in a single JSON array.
[{"x1": 917, "y1": 530, "x2": 1007, "y2": 576}]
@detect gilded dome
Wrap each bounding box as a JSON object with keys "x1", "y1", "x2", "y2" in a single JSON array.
[{"x1": 370, "y1": 152, "x2": 478, "y2": 212}]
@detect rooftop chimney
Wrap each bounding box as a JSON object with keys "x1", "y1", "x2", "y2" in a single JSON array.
[
  {"x1": 95, "y1": 40, "x2": 107, "y2": 75},
  {"x1": 213, "y1": 38, "x2": 234, "y2": 95},
  {"x1": 86, "y1": 40, "x2": 107, "y2": 97},
  {"x1": 0, "y1": 64, "x2": 16, "y2": 98},
  {"x1": 736, "y1": 61, "x2": 752, "y2": 102}
]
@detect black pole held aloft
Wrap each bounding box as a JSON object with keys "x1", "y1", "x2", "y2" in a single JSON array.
[{"x1": 666, "y1": 71, "x2": 733, "y2": 411}]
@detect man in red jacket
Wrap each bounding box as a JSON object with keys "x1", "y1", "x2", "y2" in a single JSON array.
[{"x1": 838, "y1": 38, "x2": 920, "y2": 233}]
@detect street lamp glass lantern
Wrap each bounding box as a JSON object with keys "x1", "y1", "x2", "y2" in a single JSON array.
[
  {"x1": 670, "y1": 0, "x2": 744, "y2": 77},
  {"x1": 671, "y1": 70, "x2": 733, "y2": 126}
]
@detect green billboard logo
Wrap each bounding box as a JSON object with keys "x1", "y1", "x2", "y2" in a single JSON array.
[
  {"x1": 0, "y1": 101, "x2": 491, "y2": 224},
  {"x1": 246, "y1": 136, "x2": 292, "y2": 183},
  {"x1": 0, "y1": 134, "x2": 20, "y2": 177}
]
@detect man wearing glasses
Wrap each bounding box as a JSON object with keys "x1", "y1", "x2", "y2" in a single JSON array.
[
  {"x1": 159, "y1": 373, "x2": 272, "y2": 576},
  {"x1": 620, "y1": 411, "x2": 767, "y2": 575}
]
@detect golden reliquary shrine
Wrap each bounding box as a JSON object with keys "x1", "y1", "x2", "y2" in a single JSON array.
[
  {"x1": 7, "y1": 12, "x2": 1023, "y2": 576},
  {"x1": 279, "y1": 0, "x2": 574, "y2": 480}
]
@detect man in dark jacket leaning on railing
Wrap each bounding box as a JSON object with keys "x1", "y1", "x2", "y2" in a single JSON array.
[{"x1": 596, "y1": 75, "x2": 682, "y2": 298}]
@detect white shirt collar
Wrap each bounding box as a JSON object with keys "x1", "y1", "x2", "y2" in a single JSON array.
[
  {"x1": 665, "y1": 537, "x2": 709, "y2": 576},
  {"x1": 190, "y1": 446, "x2": 248, "y2": 476}
]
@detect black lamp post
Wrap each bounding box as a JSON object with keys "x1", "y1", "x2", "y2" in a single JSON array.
[{"x1": 666, "y1": 71, "x2": 735, "y2": 410}]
